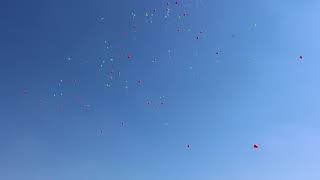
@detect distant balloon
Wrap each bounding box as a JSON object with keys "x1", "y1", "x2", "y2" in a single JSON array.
[
  {"x1": 186, "y1": 144, "x2": 191, "y2": 149},
  {"x1": 253, "y1": 144, "x2": 259, "y2": 149},
  {"x1": 121, "y1": 122, "x2": 127, "y2": 127},
  {"x1": 128, "y1": 53, "x2": 133, "y2": 60},
  {"x1": 22, "y1": 89, "x2": 28, "y2": 95}
]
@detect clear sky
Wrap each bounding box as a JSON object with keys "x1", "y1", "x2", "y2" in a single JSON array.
[{"x1": 1, "y1": 0, "x2": 320, "y2": 179}]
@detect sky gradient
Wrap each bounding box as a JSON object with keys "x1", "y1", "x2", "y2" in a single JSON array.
[{"x1": 1, "y1": 0, "x2": 320, "y2": 179}]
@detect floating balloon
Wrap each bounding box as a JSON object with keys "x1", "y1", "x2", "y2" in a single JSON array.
[
  {"x1": 128, "y1": 53, "x2": 133, "y2": 59},
  {"x1": 22, "y1": 89, "x2": 28, "y2": 95},
  {"x1": 186, "y1": 144, "x2": 191, "y2": 149}
]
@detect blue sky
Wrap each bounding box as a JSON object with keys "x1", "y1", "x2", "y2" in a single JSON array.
[{"x1": 1, "y1": 0, "x2": 320, "y2": 179}]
